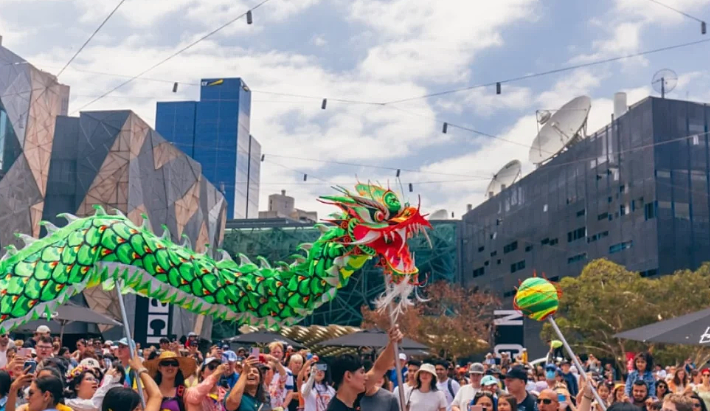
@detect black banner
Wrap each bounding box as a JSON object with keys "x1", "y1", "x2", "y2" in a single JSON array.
[
  {"x1": 133, "y1": 296, "x2": 173, "y2": 346},
  {"x1": 493, "y1": 310, "x2": 525, "y2": 357}
]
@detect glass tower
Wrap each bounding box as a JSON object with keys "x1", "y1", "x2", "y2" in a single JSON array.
[{"x1": 156, "y1": 78, "x2": 260, "y2": 219}]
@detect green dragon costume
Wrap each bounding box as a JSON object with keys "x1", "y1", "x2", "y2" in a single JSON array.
[{"x1": 0, "y1": 183, "x2": 430, "y2": 333}]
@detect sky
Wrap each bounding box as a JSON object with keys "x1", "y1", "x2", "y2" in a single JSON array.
[{"x1": 2, "y1": 0, "x2": 710, "y2": 220}]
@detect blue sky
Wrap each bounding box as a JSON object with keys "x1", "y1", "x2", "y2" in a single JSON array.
[{"x1": 1, "y1": 0, "x2": 710, "y2": 219}]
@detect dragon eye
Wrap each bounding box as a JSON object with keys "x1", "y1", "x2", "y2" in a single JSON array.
[{"x1": 374, "y1": 210, "x2": 385, "y2": 222}]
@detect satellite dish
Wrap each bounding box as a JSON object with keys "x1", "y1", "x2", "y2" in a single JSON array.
[
  {"x1": 652, "y1": 69, "x2": 677, "y2": 99},
  {"x1": 537, "y1": 110, "x2": 552, "y2": 125},
  {"x1": 428, "y1": 209, "x2": 449, "y2": 220},
  {"x1": 529, "y1": 96, "x2": 591, "y2": 165},
  {"x1": 486, "y1": 160, "x2": 522, "y2": 199}
]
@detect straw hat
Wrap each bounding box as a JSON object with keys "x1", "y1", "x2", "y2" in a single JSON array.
[
  {"x1": 144, "y1": 351, "x2": 197, "y2": 378},
  {"x1": 415, "y1": 363, "x2": 437, "y2": 380}
]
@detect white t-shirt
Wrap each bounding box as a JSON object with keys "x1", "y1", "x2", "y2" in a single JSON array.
[
  {"x1": 407, "y1": 389, "x2": 447, "y2": 411},
  {"x1": 437, "y1": 378, "x2": 461, "y2": 411},
  {"x1": 302, "y1": 383, "x2": 335, "y2": 411},
  {"x1": 451, "y1": 385, "x2": 480, "y2": 411}
]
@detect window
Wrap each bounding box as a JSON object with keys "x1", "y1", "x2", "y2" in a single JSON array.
[
  {"x1": 478, "y1": 246, "x2": 485, "y2": 252},
  {"x1": 608, "y1": 196, "x2": 613, "y2": 203},
  {"x1": 543, "y1": 204, "x2": 548, "y2": 212},
  {"x1": 497, "y1": 259, "x2": 501, "y2": 265},
  {"x1": 567, "y1": 227, "x2": 586, "y2": 243},
  {"x1": 609, "y1": 241, "x2": 633, "y2": 254},
  {"x1": 640, "y1": 269, "x2": 658, "y2": 278},
  {"x1": 525, "y1": 245, "x2": 533, "y2": 252},
  {"x1": 568, "y1": 253, "x2": 587, "y2": 264},
  {"x1": 541, "y1": 238, "x2": 550, "y2": 245},
  {"x1": 620, "y1": 205, "x2": 627, "y2": 216},
  {"x1": 619, "y1": 185, "x2": 626, "y2": 193},
  {"x1": 549, "y1": 238, "x2": 559, "y2": 246},
  {"x1": 598, "y1": 212, "x2": 609, "y2": 221},
  {"x1": 484, "y1": 261, "x2": 489, "y2": 266},
  {"x1": 510, "y1": 260, "x2": 526, "y2": 273},
  {"x1": 490, "y1": 251, "x2": 497, "y2": 257},
  {"x1": 473, "y1": 267, "x2": 485, "y2": 278},
  {"x1": 588, "y1": 231, "x2": 609, "y2": 243},
  {"x1": 504, "y1": 241, "x2": 518, "y2": 254},
  {"x1": 576, "y1": 209, "x2": 586, "y2": 217},
  {"x1": 645, "y1": 201, "x2": 656, "y2": 220},
  {"x1": 655, "y1": 170, "x2": 671, "y2": 178},
  {"x1": 675, "y1": 202, "x2": 690, "y2": 220}
]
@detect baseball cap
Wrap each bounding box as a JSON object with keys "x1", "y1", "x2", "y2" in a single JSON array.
[
  {"x1": 203, "y1": 357, "x2": 220, "y2": 367},
  {"x1": 545, "y1": 363, "x2": 557, "y2": 371},
  {"x1": 481, "y1": 375, "x2": 498, "y2": 386},
  {"x1": 469, "y1": 363, "x2": 485, "y2": 374},
  {"x1": 505, "y1": 366, "x2": 528, "y2": 382},
  {"x1": 104, "y1": 340, "x2": 113, "y2": 346},
  {"x1": 188, "y1": 332, "x2": 197, "y2": 337},
  {"x1": 221, "y1": 343, "x2": 230, "y2": 350},
  {"x1": 118, "y1": 338, "x2": 134, "y2": 347},
  {"x1": 223, "y1": 350, "x2": 238, "y2": 362},
  {"x1": 398, "y1": 353, "x2": 407, "y2": 361},
  {"x1": 80, "y1": 358, "x2": 101, "y2": 369},
  {"x1": 36, "y1": 325, "x2": 50, "y2": 334}
]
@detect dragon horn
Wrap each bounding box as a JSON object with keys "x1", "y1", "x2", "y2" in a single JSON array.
[
  {"x1": 56, "y1": 212, "x2": 79, "y2": 223},
  {"x1": 39, "y1": 220, "x2": 59, "y2": 234},
  {"x1": 92, "y1": 204, "x2": 107, "y2": 215},
  {"x1": 140, "y1": 214, "x2": 152, "y2": 232},
  {"x1": 160, "y1": 225, "x2": 171, "y2": 241},
  {"x1": 181, "y1": 234, "x2": 192, "y2": 250},
  {"x1": 112, "y1": 208, "x2": 127, "y2": 218},
  {"x1": 14, "y1": 233, "x2": 36, "y2": 247}
]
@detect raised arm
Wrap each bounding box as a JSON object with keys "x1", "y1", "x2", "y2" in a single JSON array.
[
  {"x1": 185, "y1": 365, "x2": 228, "y2": 405},
  {"x1": 128, "y1": 355, "x2": 162, "y2": 411},
  {"x1": 225, "y1": 358, "x2": 258, "y2": 411},
  {"x1": 301, "y1": 365, "x2": 317, "y2": 398},
  {"x1": 366, "y1": 326, "x2": 403, "y2": 394}
]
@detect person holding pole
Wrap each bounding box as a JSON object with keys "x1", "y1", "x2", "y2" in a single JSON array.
[{"x1": 326, "y1": 326, "x2": 403, "y2": 411}]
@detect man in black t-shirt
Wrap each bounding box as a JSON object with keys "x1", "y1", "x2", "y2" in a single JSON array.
[
  {"x1": 504, "y1": 366, "x2": 538, "y2": 411},
  {"x1": 326, "y1": 327, "x2": 404, "y2": 411}
]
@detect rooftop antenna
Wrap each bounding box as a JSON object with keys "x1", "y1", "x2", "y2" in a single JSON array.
[
  {"x1": 529, "y1": 96, "x2": 592, "y2": 166},
  {"x1": 652, "y1": 69, "x2": 677, "y2": 99},
  {"x1": 486, "y1": 160, "x2": 522, "y2": 199}
]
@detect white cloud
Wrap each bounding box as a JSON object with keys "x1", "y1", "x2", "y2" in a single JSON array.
[
  {"x1": 311, "y1": 35, "x2": 327, "y2": 47},
  {"x1": 350, "y1": 0, "x2": 539, "y2": 82}
]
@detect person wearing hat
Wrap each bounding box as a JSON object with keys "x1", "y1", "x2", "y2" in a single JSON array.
[
  {"x1": 504, "y1": 366, "x2": 537, "y2": 411},
  {"x1": 452, "y1": 363, "x2": 484, "y2": 411},
  {"x1": 405, "y1": 363, "x2": 447, "y2": 411},
  {"x1": 23, "y1": 325, "x2": 51, "y2": 348},
  {"x1": 481, "y1": 375, "x2": 500, "y2": 395},
  {"x1": 144, "y1": 350, "x2": 198, "y2": 411},
  {"x1": 389, "y1": 352, "x2": 408, "y2": 390}
]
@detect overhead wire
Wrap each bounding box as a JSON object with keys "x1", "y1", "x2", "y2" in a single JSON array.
[
  {"x1": 70, "y1": 0, "x2": 273, "y2": 114},
  {"x1": 382, "y1": 38, "x2": 710, "y2": 104},
  {"x1": 57, "y1": 0, "x2": 127, "y2": 77},
  {"x1": 644, "y1": 0, "x2": 706, "y2": 23}
]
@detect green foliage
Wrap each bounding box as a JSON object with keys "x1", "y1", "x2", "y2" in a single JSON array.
[{"x1": 542, "y1": 259, "x2": 710, "y2": 371}]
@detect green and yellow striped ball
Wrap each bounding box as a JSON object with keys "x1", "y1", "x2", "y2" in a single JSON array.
[{"x1": 514, "y1": 277, "x2": 559, "y2": 321}]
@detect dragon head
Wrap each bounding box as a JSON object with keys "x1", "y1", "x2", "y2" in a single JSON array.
[{"x1": 320, "y1": 184, "x2": 431, "y2": 277}]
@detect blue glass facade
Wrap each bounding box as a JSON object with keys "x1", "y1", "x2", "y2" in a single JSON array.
[{"x1": 155, "y1": 78, "x2": 259, "y2": 219}]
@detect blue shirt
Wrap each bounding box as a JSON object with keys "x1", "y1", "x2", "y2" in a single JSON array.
[
  {"x1": 625, "y1": 370, "x2": 656, "y2": 398},
  {"x1": 388, "y1": 367, "x2": 407, "y2": 388},
  {"x1": 220, "y1": 372, "x2": 240, "y2": 390}
]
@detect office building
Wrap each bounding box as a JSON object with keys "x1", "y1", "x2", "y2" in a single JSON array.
[
  {"x1": 156, "y1": 78, "x2": 261, "y2": 220},
  {"x1": 259, "y1": 189, "x2": 318, "y2": 223},
  {"x1": 464, "y1": 97, "x2": 710, "y2": 354}
]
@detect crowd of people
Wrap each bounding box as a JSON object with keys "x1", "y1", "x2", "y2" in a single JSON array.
[{"x1": 0, "y1": 326, "x2": 707, "y2": 411}]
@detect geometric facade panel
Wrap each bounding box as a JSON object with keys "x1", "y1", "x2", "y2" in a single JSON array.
[{"x1": 0, "y1": 43, "x2": 228, "y2": 338}]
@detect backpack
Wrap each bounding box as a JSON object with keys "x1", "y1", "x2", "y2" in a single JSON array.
[{"x1": 447, "y1": 379, "x2": 455, "y2": 400}]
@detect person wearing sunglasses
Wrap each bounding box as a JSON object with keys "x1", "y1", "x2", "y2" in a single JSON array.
[
  {"x1": 537, "y1": 390, "x2": 561, "y2": 411},
  {"x1": 694, "y1": 370, "x2": 710, "y2": 411},
  {"x1": 144, "y1": 351, "x2": 198, "y2": 411},
  {"x1": 184, "y1": 357, "x2": 230, "y2": 411}
]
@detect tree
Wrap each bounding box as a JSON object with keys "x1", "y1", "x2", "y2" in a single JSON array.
[
  {"x1": 541, "y1": 259, "x2": 710, "y2": 371},
  {"x1": 362, "y1": 281, "x2": 500, "y2": 360}
]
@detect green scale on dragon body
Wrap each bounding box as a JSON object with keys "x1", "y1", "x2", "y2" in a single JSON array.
[{"x1": 0, "y1": 184, "x2": 431, "y2": 333}]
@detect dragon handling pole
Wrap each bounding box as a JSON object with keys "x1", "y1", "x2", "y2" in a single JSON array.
[
  {"x1": 116, "y1": 280, "x2": 146, "y2": 409},
  {"x1": 547, "y1": 316, "x2": 606, "y2": 410}
]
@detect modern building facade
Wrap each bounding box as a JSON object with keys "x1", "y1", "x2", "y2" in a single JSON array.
[
  {"x1": 0, "y1": 41, "x2": 228, "y2": 343},
  {"x1": 464, "y1": 96, "x2": 710, "y2": 355},
  {"x1": 212, "y1": 217, "x2": 463, "y2": 339},
  {"x1": 155, "y1": 78, "x2": 261, "y2": 220}
]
